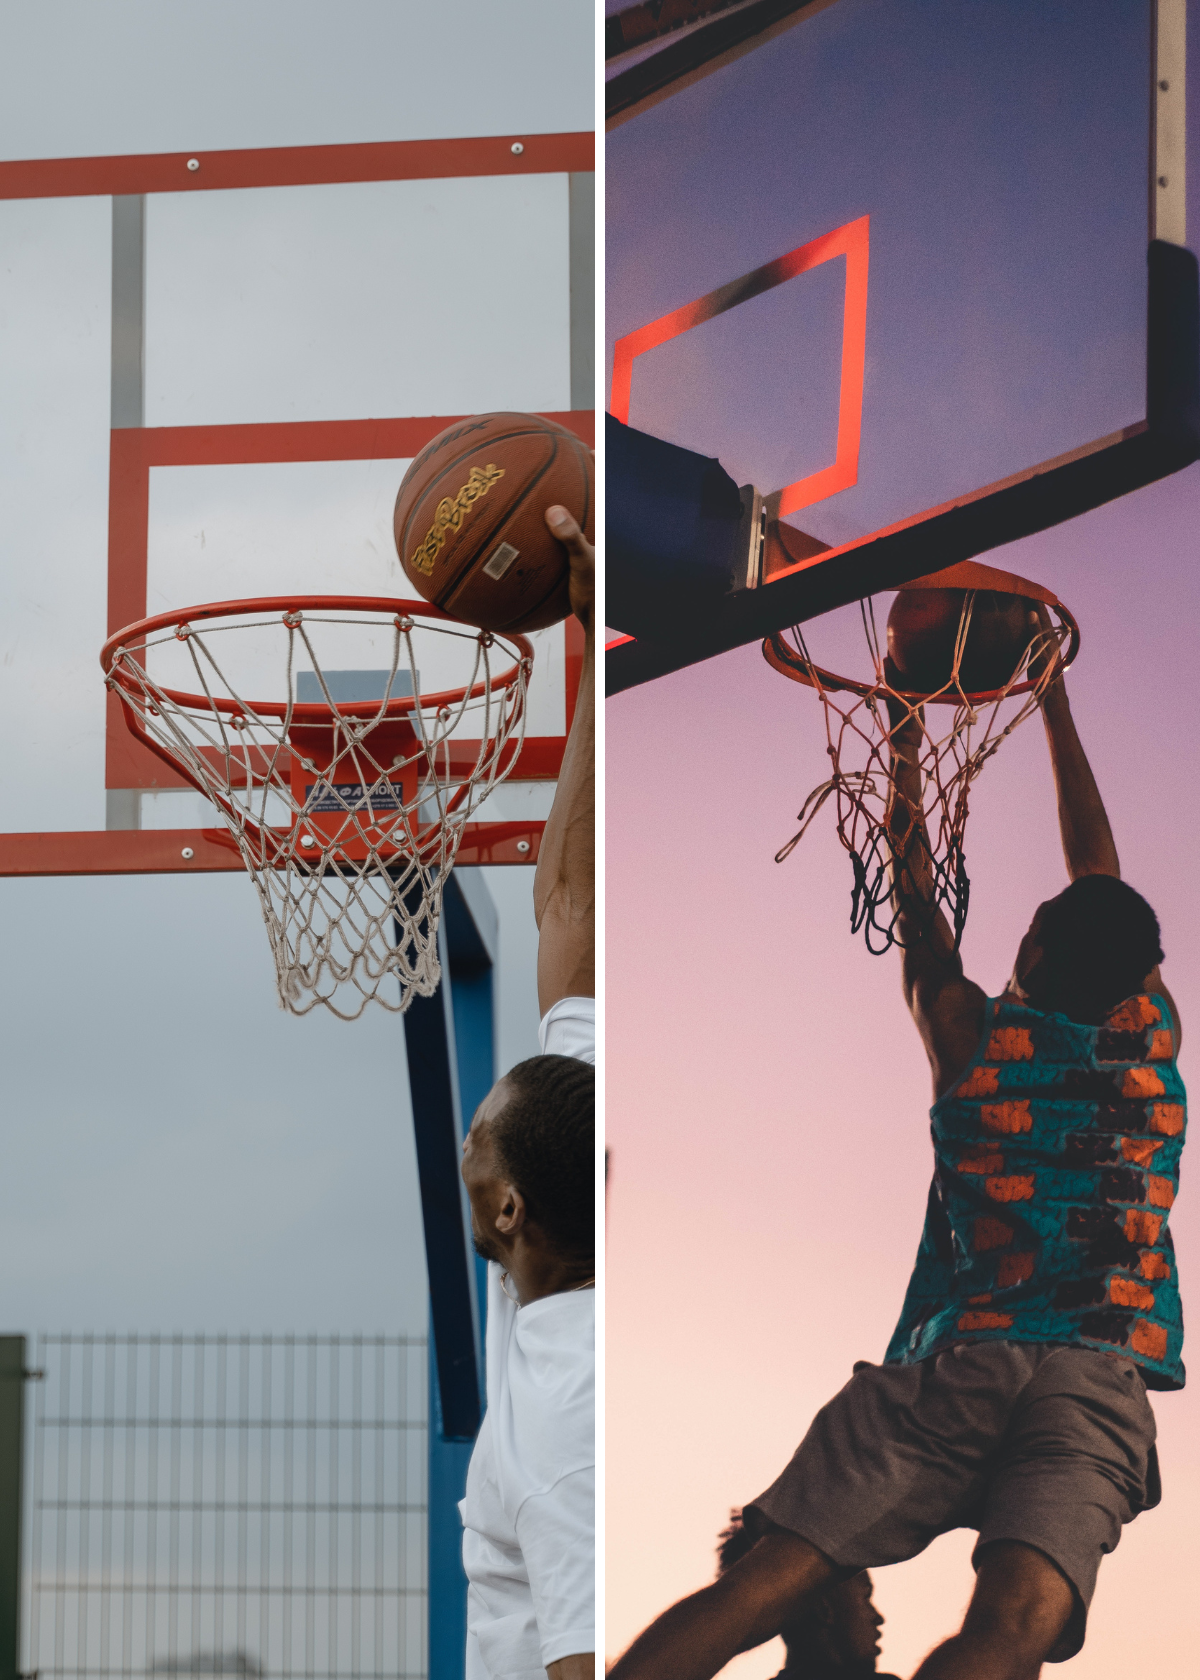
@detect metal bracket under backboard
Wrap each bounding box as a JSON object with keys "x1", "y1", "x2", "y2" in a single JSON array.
[{"x1": 730, "y1": 484, "x2": 765, "y2": 592}]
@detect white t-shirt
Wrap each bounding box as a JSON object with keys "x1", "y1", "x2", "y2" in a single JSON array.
[
  {"x1": 460, "y1": 998, "x2": 595, "y2": 1679},
  {"x1": 538, "y1": 995, "x2": 596, "y2": 1065}
]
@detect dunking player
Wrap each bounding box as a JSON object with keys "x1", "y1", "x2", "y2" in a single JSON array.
[
  {"x1": 459, "y1": 506, "x2": 596, "y2": 1680},
  {"x1": 610, "y1": 615, "x2": 1185, "y2": 1679}
]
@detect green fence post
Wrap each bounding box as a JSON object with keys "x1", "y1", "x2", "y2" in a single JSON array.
[{"x1": 0, "y1": 1337, "x2": 24, "y2": 1680}]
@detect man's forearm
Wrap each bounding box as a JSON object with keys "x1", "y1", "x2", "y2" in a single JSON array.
[
  {"x1": 887, "y1": 718, "x2": 936, "y2": 907},
  {"x1": 1040, "y1": 680, "x2": 1119, "y2": 879},
  {"x1": 534, "y1": 623, "x2": 595, "y2": 1012}
]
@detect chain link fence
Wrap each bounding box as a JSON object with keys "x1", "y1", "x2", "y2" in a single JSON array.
[{"x1": 24, "y1": 1335, "x2": 427, "y2": 1680}]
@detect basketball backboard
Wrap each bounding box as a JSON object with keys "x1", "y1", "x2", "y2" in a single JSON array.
[
  {"x1": 606, "y1": 0, "x2": 1198, "y2": 691},
  {"x1": 0, "y1": 134, "x2": 593, "y2": 875}
]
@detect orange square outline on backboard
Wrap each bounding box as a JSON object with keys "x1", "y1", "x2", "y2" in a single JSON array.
[
  {"x1": 105, "y1": 414, "x2": 592, "y2": 793},
  {"x1": 609, "y1": 215, "x2": 869, "y2": 519}
]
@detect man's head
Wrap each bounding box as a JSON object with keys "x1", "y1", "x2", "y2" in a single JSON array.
[
  {"x1": 1009, "y1": 874, "x2": 1163, "y2": 1024},
  {"x1": 460, "y1": 1054, "x2": 594, "y2": 1277},
  {"x1": 716, "y1": 1511, "x2": 884, "y2": 1674}
]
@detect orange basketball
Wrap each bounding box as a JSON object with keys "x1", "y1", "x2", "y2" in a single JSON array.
[
  {"x1": 393, "y1": 412, "x2": 593, "y2": 633},
  {"x1": 886, "y1": 588, "x2": 1034, "y2": 695}
]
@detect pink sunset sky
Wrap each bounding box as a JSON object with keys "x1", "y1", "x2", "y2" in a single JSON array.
[{"x1": 605, "y1": 463, "x2": 1200, "y2": 1675}]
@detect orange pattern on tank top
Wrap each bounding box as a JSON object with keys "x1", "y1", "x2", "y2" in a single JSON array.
[
  {"x1": 958, "y1": 1310, "x2": 1013, "y2": 1331},
  {"x1": 888, "y1": 991, "x2": 1186, "y2": 1388},
  {"x1": 985, "y1": 1175, "x2": 1035, "y2": 1203},
  {"x1": 1131, "y1": 1320, "x2": 1168, "y2": 1361},
  {"x1": 996, "y1": 1252, "x2": 1035, "y2": 1288},
  {"x1": 980, "y1": 1101, "x2": 1032, "y2": 1134},
  {"x1": 1110, "y1": 1276, "x2": 1156, "y2": 1310},
  {"x1": 958, "y1": 1065, "x2": 1000, "y2": 1097},
  {"x1": 1105, "y1": 996, "x2": 1160, "y2": 1032},
  {"x1": 959, "y1": 1152, "x2": 1004, "y2": 1174},
  {"x1": 1121, "y1": 1137, "x2": 1163, "y2": 1167},
  {"x1": 1124, "y1": 1209, "x2": 1163, "y2": 1244},
  {"x1": 1122, "y1": 1067, "x2": 1166, "y2": 1099},
  {"x1": 986, "y1": 1026, "x2": 1034, "y2": 1061}
]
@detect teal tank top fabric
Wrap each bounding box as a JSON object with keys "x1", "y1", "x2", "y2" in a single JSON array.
[{"x1": 885, "y1": 992, "x2": 1186, "y2": 1390}]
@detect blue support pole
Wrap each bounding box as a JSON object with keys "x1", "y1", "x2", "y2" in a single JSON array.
[{"x1": 402, "y1": 872, "x2": 499, "y2": 1680}]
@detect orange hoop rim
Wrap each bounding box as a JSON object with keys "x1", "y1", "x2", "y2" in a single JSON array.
[
  {"x1": 101, "y1": 595, "x2": 534, "y2": 721},
  {"x1": 762, "y1": 563, "x2": 1080, "y2": 705}
]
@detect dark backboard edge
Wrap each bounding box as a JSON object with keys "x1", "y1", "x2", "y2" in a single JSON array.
[
  {"x1": 606, "y1": 241, "x2": 1200, "y2": 697},
  {"x1": 606, "y1": 0, "x2": 828, "y2": 123},
  {"x1": 607, "y1": 0, "x2": 766, "y2": 63}
]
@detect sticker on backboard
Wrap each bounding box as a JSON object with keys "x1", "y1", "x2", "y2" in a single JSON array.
[{"x1": 304, "y1": 783, "x2": 406, "y2": 814}]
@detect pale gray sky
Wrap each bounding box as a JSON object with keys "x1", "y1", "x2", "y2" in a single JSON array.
[
  {"x1": 0, "y1": 1, "x2": 593, "y2": 158},
  {"x1": 0, "y1": 865, "x2": 539, "y2": 1335}
]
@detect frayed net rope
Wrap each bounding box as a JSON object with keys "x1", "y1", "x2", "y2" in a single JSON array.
[
  {"x1": 107, "y1": 610, "x2": 530, "y2": 1020},
  {"x1": 775, "y1": 593, "x2": 1070, "y2": 954}
]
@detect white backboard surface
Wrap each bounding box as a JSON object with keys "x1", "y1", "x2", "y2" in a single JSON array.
[{"x1": 0, "y1": 119, "x2": 590, "y2": 865}]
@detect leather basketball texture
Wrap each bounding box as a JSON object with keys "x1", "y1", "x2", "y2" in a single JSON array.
[
  {"x1": 393, "y1": 412, "x2": 593, "y2": 633},
  {"x1": 886, "y1": 588, "x2": 1033, "y2": 695}
]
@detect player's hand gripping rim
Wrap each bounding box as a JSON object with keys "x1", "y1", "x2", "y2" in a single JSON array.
[
  {"x1": 1026, "y1": 601, "x2": 1066, "y2": 695},
  {"x1": 545, "y1": 506, "x2": 594, "y2": 635}
]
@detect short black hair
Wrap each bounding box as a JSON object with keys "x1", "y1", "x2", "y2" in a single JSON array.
[
  {"x1": 1038, "y1": 875, "x2": 1163, "y2": 1017},
  {"x1": 491, "y1": 1054, "x2": 594, "y2": 1260},
  {"x1": 716, "y1": 1509, "x2": 756, "y2": 1574}
]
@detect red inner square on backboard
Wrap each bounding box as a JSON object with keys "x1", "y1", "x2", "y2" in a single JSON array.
[
  {"x1": 105, "y1": 413, "x2": 592, "y2": 792},
  {"x1": 610, "y1": 216, "x2": 868, "y2": 520}
]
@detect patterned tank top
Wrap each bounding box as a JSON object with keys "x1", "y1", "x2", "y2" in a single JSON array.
[{"x1": 885, "y1": 992, "x2": 1186, "y2": 1389}]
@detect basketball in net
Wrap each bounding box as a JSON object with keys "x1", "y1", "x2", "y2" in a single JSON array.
[
  {"x1": 102, "y1": 597, "x2": 533, "y2": 1021},
  {"x1": 394, "y1": 412, "x2": 594, "y2": 633},
  {"x1": 887, "y1": 588, "x2": 1035, "y2": 696},
  {"x1": 764, "y1": 561, "x2": 1080, "y2": 954}
]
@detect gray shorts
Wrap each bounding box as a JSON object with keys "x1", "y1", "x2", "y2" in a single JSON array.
[{"x1": 745, "y1": 1341, "x2": 1160, "y2": 1662}]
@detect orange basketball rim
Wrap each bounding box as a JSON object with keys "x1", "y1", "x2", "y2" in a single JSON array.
[{"x1": 763, "y1": 560, "x2": 1079, "y2": 704}]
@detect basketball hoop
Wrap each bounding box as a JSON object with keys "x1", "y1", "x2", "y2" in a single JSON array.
[
  {"x1": 764, "y1": 561, "x2": 1079, "y2": 954},
  {"x1": 102, "y1": 596, "x2": 533, "y2": 1020}
]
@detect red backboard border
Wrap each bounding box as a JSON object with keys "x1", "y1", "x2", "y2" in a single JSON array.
[
  {"x1": 104, "y1": 413, "x2": 592, "y2": 793},
  {"x1": 0, "y1": 132, "x2": 595, "y2": 875},
  {"x1": 610, "y1": 215, "x2": 868, "y2": 518}
]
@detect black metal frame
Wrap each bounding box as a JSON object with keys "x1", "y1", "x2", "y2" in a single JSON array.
[{"x1": 607, "y1": 0, "x2": 825, "y2": 122}]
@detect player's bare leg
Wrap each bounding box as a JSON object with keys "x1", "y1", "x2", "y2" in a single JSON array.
[
  {"x1": 608, "y1": 1530, "x2": 835, "y2": 1680},
  {"x1": 909, "y1": 1542, "x2": 1074, "y2": 1680}
]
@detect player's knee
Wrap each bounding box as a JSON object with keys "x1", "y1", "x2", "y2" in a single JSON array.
[{"x1": 964, "y1": 1543, "x2": 1075, "y2": 1659}]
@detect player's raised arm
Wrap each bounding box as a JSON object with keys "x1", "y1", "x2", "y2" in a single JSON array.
[
  {"x1": 1031, "y1": 607, "x2": 1179, "y2": 1045},
  {"x1": 885, "y1": 695, "x2": 961, "y2": 984},
  {"x1": 1030, "y1": 606, "x2": 1120, "y2": 881},
  {"x1": 885, "y1": 693, "x2": 986, "y2": 1092},
  {"x1": 533, "y1": 506, "x2": 595, "y2": 1015}
]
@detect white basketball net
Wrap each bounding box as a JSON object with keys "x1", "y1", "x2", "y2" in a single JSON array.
[
  {"x1": 768, "y1": 592, "x2": 1073, "y2": 954},
  {"x1": 105, "y1": 604, "x2": 531, "y2": 1020}
]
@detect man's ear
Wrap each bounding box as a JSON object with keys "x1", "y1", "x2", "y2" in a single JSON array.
[{"x1": 494, "y1": 1182, "x2": 527, "y2": 1238}]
